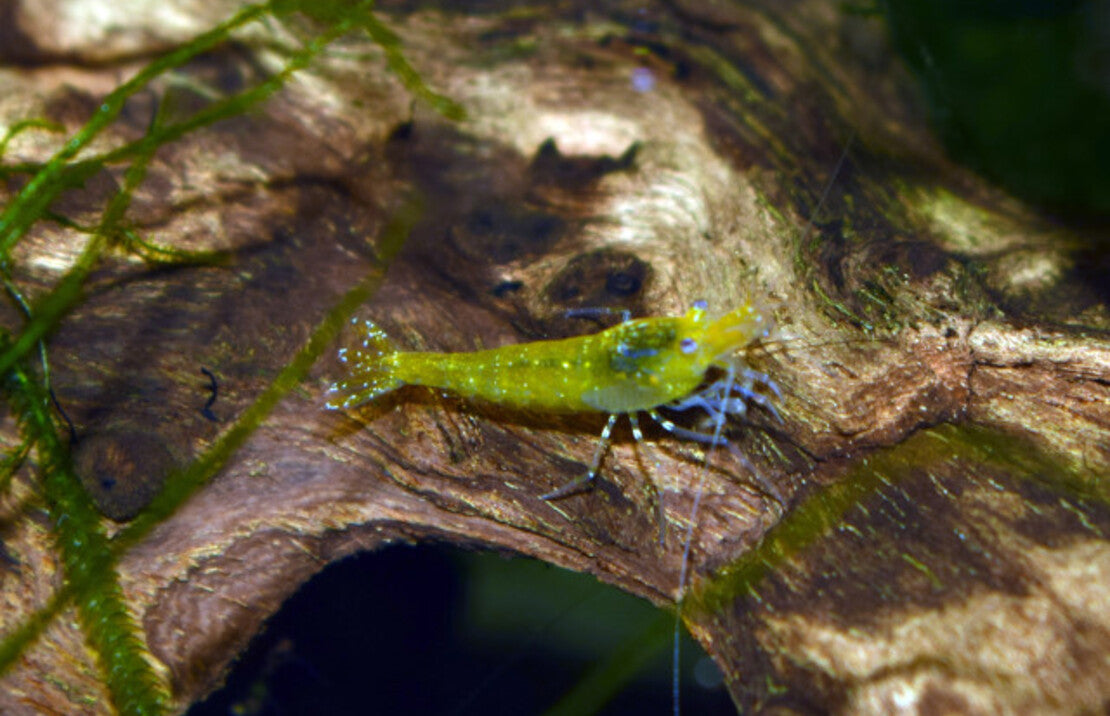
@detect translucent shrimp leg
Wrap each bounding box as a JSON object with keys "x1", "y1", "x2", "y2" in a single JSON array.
[
  {"x1": 540, "y1": 413, "x2": 620, "y2": 500},
  {"x1": 668, "y1": 369, "x2": 782, "y2": 417},
  {"x1": 628, "y1": 413, "x2": 645, "y2": 441},
  {"x1": 647, "y1": 410, "x2": 729, "y2": 445},
  {"x1": 647, "y1": 367, "x2": 782, "y2": 446}
]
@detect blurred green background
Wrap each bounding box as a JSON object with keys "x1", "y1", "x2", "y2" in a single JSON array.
[{"x1": 884, "y1": 0, "x2": 1110, "y2": 217}]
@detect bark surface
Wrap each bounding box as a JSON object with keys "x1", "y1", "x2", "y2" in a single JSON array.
[{"x1": 1, "y1": 1, "x2": 1108, "y2": 714}]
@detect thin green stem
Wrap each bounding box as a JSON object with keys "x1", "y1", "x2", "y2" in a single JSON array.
[{"x1": 0, "y1": 2, "x2": 270, "y2": 260}]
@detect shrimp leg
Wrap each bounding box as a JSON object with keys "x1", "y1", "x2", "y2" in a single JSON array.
[
  {"x1": 667, "y1": 369, "x2": 783, "y2": 423},
  {"x1": 647, "y1": 409, "x2": 730, "y2": 445},
  {"x1": 541, "y1": 413, "x2": 619, "y2": 500},
  {"x1": 628, "y1": 413, "x2": 645, "y2": 441}
]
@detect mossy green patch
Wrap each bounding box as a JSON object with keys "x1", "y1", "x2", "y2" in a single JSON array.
[
  {"x1": 687, "y1": 422, "x2": 1107, "y2": 617},
  {"x1": 0, "y1": 3, "x2": 454, "y2": 713}
]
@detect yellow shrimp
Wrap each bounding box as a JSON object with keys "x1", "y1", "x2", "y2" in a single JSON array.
[{"x1": 327, "y1": 300, "x2": 778, "y2": 498}]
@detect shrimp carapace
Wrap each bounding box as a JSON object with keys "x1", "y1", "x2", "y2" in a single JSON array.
[{"x1": 326, "y1": 300, "x2": 778, "y2": 498}]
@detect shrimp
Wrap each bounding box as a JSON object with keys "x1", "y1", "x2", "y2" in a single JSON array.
[{"x1": 326, "y1": 299, "x2": 779, "y2": 499}]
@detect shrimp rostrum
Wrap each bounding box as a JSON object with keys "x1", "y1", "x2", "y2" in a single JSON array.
[{"x1": 327, "y1": 300, "x2": 779, "y2": 499}]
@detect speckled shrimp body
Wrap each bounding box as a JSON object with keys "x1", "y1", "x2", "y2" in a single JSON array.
[{"x1": 327, "y1": 300, "x2": 778, "y2": 498}]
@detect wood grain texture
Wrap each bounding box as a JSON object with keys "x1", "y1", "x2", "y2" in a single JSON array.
[{"x1": 1, "y1": 1, "x2": 1107, "y2": 713}]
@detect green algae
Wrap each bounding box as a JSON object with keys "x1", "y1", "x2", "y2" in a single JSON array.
[{"x1": 0, "y1": 3, "x2": 450, "y2": 713}]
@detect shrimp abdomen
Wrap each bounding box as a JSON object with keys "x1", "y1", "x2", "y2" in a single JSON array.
[
  {"x1": 393, "y1": 336, "x2": 605, "y2": 412},
  {"x1": 392, "y1": 318, "x2": 709, "y2": 413}
]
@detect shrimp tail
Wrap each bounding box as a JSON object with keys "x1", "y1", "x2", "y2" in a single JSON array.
[{"x1": 326, "y1": 318, "x2": 404, "y2": 409}]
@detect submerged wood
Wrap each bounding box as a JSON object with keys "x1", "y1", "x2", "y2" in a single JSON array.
[{"x1": 0, "y1": 1, "x2": 1107, "y2": 713}]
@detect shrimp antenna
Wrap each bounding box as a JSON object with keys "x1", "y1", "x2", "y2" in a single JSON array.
[
  {"x1": 670, "y1": 132, "x2": 856, "y2": 716},
  {"x1": 671, "y1": 362, "x2": 733, "y2": 716},
  {"x1": 797, "y1": 133, "x2": 855, "y2": 249}
]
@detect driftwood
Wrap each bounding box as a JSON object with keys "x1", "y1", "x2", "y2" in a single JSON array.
[{"x1": 1, "y1": 1, "x2": 1108, "y2": 713}]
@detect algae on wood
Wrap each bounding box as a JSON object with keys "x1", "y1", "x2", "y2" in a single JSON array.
[{"x1": 1, "y1": 1, "x2": 1108, "y2": 713}]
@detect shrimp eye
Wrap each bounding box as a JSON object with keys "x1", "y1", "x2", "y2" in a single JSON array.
[
  {"x1": 692, "y1": 299, "x2": 708, "y2": 310},
  {"x1": 680, "y1": 337, "x2": 697, "y2": 354}
]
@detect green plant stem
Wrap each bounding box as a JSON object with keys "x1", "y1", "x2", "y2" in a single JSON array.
[
  {"x1": 6, "y1": 363, "x2": 170, "y2": 715},
  {"x1": 0, "y1": 3, "x2": 272, "y2": 262}
]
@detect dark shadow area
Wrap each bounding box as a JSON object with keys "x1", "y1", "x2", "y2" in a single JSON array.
[{"x1": 188, "y1": 545, "x2": 736, "y2": 716}]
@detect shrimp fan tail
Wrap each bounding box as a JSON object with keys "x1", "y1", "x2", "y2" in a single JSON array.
[{"x1": 326, "y1": 319, "x2": 404, "y2": 409}]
